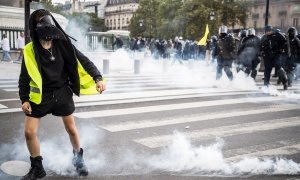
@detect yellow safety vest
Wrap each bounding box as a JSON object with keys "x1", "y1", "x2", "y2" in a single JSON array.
[{"x1": 23, "y1": 42, "x2": 99, "y2": 104}]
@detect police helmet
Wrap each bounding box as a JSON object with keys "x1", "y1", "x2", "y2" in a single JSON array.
[
  {"x1": 211, "y1": 35, "x2": 217, "y2": 42},
  {"x1": 287, "y1": 27, "x2": 298, "y2": 38},
  {"x1": 239, "y1": 30, "x2": 247, "y2": 39},
  {"x1": 219, "y1": 25, "x2": 228, "y2": 34},
  {"x1": 265, "y1": 25, "x2": 273, "y2": 33},
  {"x1": 248, "y1": 28, "x2": 256, "y2": 36}
]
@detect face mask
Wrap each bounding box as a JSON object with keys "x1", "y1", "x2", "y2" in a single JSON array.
[{"x1": 36, "y1": 15, "x2": 66, "y2": 41}]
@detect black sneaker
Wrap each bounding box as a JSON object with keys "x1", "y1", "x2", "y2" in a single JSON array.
[
  {"x1": 283, "y1": 84, "x2": 288, "y2": 90},
  {"x1": 72, "y1": 148, "x2": 88, "y2": 176},
  {"x1": 21, "y1": 156, "x2": 46, "y2": 180}
]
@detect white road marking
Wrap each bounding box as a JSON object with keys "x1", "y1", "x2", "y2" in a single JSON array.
[
  {"x1": 102, "y1": 105, "x2": 299, "y2": 132},
  {"x1": 134, "y1": 116, "x2": 300, "y2": 148},
  {"x1": 73, "y1": 96, "x2": 291, "y2": 119},
  {"x1": 75, "y1": 91, "x2": 259, "y2": 107},
  {"x1": 0, "y1": 104, "x2": 8, "y2": 109}
]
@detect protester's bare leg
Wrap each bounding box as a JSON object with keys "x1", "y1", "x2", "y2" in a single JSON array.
[
  {"x1": 62, "y1": 114, "x2": 80, "y2": 151},
  {"x1": 24, "y1": 116, "x2": 41, "y2": 157}
]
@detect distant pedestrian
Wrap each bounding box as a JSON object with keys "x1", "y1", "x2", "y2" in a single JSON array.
[
  {"x1": 1, "y1": 34, "x2": 12, "y2": 62},
  {"x1": 112, "y1": 34, "x2": 123, "y2": 50},
  {"x1": 17, "y1": 32, "x2": 25, "y2": 61}
]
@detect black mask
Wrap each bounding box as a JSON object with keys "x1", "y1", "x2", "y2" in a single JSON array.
[{"x1": 36, "y1": 15, "x2": 66, "y2": 41}]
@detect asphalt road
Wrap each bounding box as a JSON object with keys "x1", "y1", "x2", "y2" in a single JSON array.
[{"x1": 0, "y1": 60, "x2": 300, "y2": 180}]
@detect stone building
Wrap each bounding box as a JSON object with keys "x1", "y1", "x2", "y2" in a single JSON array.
[
  {"x1": 0, "y1": 0, "x2": 24, "y2": 8},
  {"x1": 248, "y1": 0, "x2": 300, "y2": 34},
  {"x1": 104, "y1": 0, "x2": 139, "y2": 30}
]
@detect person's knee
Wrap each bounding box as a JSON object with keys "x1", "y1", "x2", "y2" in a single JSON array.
[{"x1": 24, "y1": 129, "x2": 37, "y2": 140}]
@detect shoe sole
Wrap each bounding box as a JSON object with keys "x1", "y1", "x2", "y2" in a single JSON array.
[{"x1": 36, "y1": 170, "x2": 46, "y2": 178}]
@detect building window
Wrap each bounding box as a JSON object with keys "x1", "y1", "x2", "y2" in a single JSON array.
[
  {"x1": 278, "y1": 11, "x2": 287, "y2": 17},
  {"x1": 252, "y1": 13, "x2": 259, "y2": 20},
  {"x1": 253, "y1": 21, "x2": 257, "y2": 29},
  {"x1": 293, "y1": 18, "x2": 299, "y2": 29}
]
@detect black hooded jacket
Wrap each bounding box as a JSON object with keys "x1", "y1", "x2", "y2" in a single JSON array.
[{"x1": 19, "y1": 9, "x2": 102, "y2": 104}]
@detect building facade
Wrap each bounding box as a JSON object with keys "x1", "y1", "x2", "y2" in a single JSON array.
[
  {"x1": 248, "y1": 0, "x2": 300, "y2": 34},
  {"x1": 104, "y1": 0, "x2": 139, "y2": 30},
  {"x1": 0, "y1": 0, "x2": 24, "y2": 8}
]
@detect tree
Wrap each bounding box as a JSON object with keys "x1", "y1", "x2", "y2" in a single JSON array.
[
  {"x1": 129, "y1": 0, "x2": 160, "y2": 38},
  {"x1": 129, "y1": 0, "x2": 249, "y2": 39},
  {"x1": 157, "y1": 0, "x2": 183, "y2": 39}
]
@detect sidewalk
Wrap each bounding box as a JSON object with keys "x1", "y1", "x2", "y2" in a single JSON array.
[{"x1": 0, "y1": 61, "x2": 21, "y2": 79}]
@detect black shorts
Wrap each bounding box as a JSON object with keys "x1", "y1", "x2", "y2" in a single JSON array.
[{"x1": 27, "y1": 85, "x2": 75, "y2": 118}]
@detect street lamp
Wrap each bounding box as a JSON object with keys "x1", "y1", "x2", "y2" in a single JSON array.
[
  {"x1": 139, "y1": 19, "x2": 143, "y2": 27},
  {"x1": 265, "y1": 0, "x2": 270, "y2": 27},
  {"x1": 210, "y1": 11, "x2": 216, "y2": 21}
]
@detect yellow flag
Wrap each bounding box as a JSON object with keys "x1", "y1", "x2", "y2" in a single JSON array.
[{"x1": 198, "y1": 24, "x2": 209, "y2": 46}]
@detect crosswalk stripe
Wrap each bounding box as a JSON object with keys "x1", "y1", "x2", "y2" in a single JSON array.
[
  {"x1": 2, "y1": 89, "x2": 18, "y2": 92},
  {"x1": 0, "y1": 98, "x2": 19, "y2": 102},
  {"x1": 0, "y1": 104, "x2": 8, "y2": 109},
  {"x1": 73, "y1": 96, "x2": 292, "y2": 119},
  {"x1": 74, "y1": 88, "x2": 255, "y2": 102},
  {"x1": 0, "y1": 81, "x2": 17, "y2": 85},
  {"x1": 227, "y1": 144, "x2": 300, "y2": 161},
  {"x1": 224, "y1": 139, "x2": 300, "y2": 160},
  {"x1": 0, "y1": 108, "x2": 21, "y2": 113},
  {"x1": 75, "y1": 91, "x2": 259, "y2": 106},
  {"x1": 101, "y1": 105, "x2": 299, "y2": 132},
  {"x1": 0, "y1": 84, "x2": 18, "y2": 88},
  {"x1": 134, "y1": 116, "x2": 300, "y2": 148}
]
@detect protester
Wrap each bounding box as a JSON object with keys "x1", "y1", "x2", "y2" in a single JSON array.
[
  {"x1": 19, "y1": 9, "x2": 106, "y2": 179},
  {"x1": 112, "y1": 34, "x2": 123, "y2": 50}
]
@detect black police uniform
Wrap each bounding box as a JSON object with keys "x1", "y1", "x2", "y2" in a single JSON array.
[
  {"x1": 284, "y1": 28, "x2": 300, "y2": 85},
  {"x1": 237, "y1": 34, "x2": 261, "y2": 79},
  {"x1": 215, "y1": 33, "x2": 235, "y2": 80},
  {"x1": 260, "y1": 31, "x2": 287, "y2": 89}
]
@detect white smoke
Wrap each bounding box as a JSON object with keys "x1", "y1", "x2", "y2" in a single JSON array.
[
  {"x1": 1, "y1": 126, "x2": 300, "y2": 177},
  {"x1": 145, "y1": 132, "x2": 300, "y2": 175}
]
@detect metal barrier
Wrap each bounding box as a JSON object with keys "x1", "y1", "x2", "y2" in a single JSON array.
[{"x1": 0, "y1": 26, "x2": 24, "y2": 50}]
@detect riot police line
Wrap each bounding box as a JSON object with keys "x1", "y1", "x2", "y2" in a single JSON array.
[{"x1": 127, "y1": 25, "x2": 300, "y2": 90}]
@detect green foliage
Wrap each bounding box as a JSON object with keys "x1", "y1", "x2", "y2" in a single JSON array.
[{"x1": 129, "y1": 0, "x2": 249, "y2": 40}]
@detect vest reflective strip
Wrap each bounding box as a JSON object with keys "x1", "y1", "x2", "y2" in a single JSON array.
[{"x1": 30, "y1": 87, "x2": 40, "y2": 94}]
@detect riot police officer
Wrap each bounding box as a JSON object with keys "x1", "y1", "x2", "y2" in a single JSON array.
[
  {"x1": 214, "y1": 25, "x2": 235, "y2": 80},
  {"x1": 236, "y1": 28, "x2": 261, "y2": 79},
  {"x1": 236, "y1": 29, "x2": 248, "y2": 72},
  {"x1": 210, "y1": 35, "x2": 218, "y2": 63},
  {"x1": 285, "y1": 27, "x2": 300, "y2": 85},
  {"x1": 260, "y1": 25, "x2": 288, "y2": 90}
]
